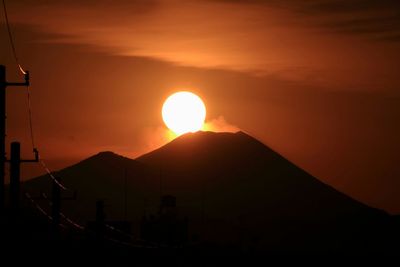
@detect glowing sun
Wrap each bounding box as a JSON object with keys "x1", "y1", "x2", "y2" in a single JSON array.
[{"x1": 162, "y1": 91, "x2": 206, "y2": 135}]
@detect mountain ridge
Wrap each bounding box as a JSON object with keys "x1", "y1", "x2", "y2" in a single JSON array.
[
  {"x1": 137, "y1": 131, "x2": 386, "y2": 216},
  {"x1": 22, "y1": 130, "x2": 393, "y2": 251}
]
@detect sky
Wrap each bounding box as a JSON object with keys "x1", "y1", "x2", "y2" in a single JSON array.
[{"x1": 1, "y1": 0, "x2": 400, "y2": 213}]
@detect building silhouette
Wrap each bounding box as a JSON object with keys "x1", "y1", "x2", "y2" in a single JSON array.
[{"x1": 140, "y1": 195, "x2": 188, "y2": 246}]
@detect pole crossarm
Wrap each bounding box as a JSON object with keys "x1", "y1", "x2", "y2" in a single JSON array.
[
  {"x1": 3, "y1": 71, "x2": 29, "y2": 87},
  {"x1": 5, "y1": 147, "x2": 39, "y2": 163},
  {"x1": 0, "y1": 65, "x2": 31, "y2": 214}
]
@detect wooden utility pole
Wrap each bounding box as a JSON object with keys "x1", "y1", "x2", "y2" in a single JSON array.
[
  {"x1": 0, "y1": 65, "x2": 29, "y2": 215},
  {"x1": 9, "y1": 142, "x2": 39, "y2": 219},
  {"x1": 9, "y1": 142, "x2": 21, "y2": 215},
  {"x1": 51, "y1": 176, "x2": 61, "y2": 229},
  {"x1": 29, "y1": 178, "x2": 76, "y2": 231},
  {"x1": 95, "y1": 200, "x2": 106, "y2": 238}
]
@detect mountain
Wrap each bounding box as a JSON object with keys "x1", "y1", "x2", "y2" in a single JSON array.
[
  {"x1": 137, "y1": 131, "x2": 394, "y2": 251},
  {"x1": 22, "y1": 131, "x2": 396, "y2": 253}
]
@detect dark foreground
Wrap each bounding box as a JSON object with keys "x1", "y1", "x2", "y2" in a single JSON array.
[{"x1": 2, "y1": 212, "x2": 399, "y2": 267}]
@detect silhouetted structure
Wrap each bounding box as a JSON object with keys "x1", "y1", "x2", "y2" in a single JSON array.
[
  {"x1": 0, "y1": 65, "x2": 29, "y2": 214},
  {"x1": 51, "y1": 176, "x2": 61, "y2": 230},
  {"x1": 95, "y1": 200, "x2": 106, "y2": 237},
  {"x1": 9, "y1": 142, "x2": 21, "y2": 217},
  {"x1": 87, "y1": 199, "x2": 132, "y2": 241},
  {"x1": 0, "y1": 65, "x2": 6, "y2": 213},
  {"x1": 8, "y1": 141, "x2": 38, "y2": 219},
  {"x1": 141, "y1": 195, "x2": 188, "y2": 246},
  {"x1": 0, "y1": 65, "x2": 35, "y2": 227}
]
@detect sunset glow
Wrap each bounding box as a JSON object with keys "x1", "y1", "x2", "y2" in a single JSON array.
[
  {"x1": 1, "y1": 0, "x2": 400, "y2": 260},
  {"x1": 162, "y1": 91, "x2": 206, "y2": 135},
  {"x1": 2, "y1": 0, "x2": 400, "y2": 214}
]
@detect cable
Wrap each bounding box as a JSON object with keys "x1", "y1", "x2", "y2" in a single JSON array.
[
  {"x1": 2, "y1": 0, "x2": 26, "y2": 74},
  {"x1": 41, "y1": 192, "x2": 85, "y2": 231},
  {"x1": 2, "y1": 0, "x2": 74, "y2": 195},
  {"x1": 20, "y1": 69, "x2": 68, "y2": 191},
  {"x1": 104, "y1": 223, "x2": 162, "y2": 248},
  {"x1": 26, "y1": 85, "x2": 36, "y2": 150},
  {"x1": 24, "y1": 87, "x2": 68, "y2": 192},
  {"x1": 40, "y1": 193, "x2": 83, "y2": 232},
  {"x1": 1, "y1": 0, "x2": 55, "y2": 197},
  {"x1": 25, "y1": 192, "x2": 53, "y2": 221},
  {"x1": 25, "y1": 192, "x2": 69, "y2": 230},
  {"x1": 39, "y1": 159, "x2": 68, "y2": 190},
  {"x1": 60, "y1": 212, "x2": 85, "y2": 231},
  {"x1": 2, "y1": 0, "x2": 151, "y2": 250}
]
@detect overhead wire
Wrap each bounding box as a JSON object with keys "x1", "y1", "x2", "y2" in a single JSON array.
[
  {"x1": 41, "y1": 192, "x2": 156, "y2": 248},
  {"x1": 2, "y1": 0, "x2": 26, "y2": 75},
  {"x1": 41, "y1": 192, "x2": 85, "y2": 231},
  {"x1": 25, "y1": 192, "x2": 68, "y2": 230},
  {"x1": 1, "y1": 0, "x2": 68, "y2": 229},
  {"x1": 2, "y1": 0, "x2": 37, "y2": 161},
  {"x1": 25, "y1": 86, "x2": 70, "y2": 192},
  {"x1": 2, "y1": 0, "x2": 163, "y2": 249},
  {"x1": 25, "y1": 85, "x2": 69, "y2": 191},
  {"x1": 59, "y1": 212, "x2": 85, "y2": 231},
  {"x1": 26, "y1": 85, "x2": 36, "y2": 150},
  {"x1": 25, "y1": 192, "x2": 53, "y2": 222},
  {"x1": 39, "y1": 160, "x2": 68, "y2": 190}
]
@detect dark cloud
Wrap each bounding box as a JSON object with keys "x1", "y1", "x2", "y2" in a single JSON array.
[
  {"x1": 294, "y1": 0, "x2": 400, "y2": 13},
  {"x1": 216, "y1": 0, "x2": 400, "y2": 12},
  {"x1": 296, "y1": 0, "x2": 400, "y2": 41},
  {"x1": 318, "y1": 13, "x2": 400, "y2": 40},
  {"x1": 213, "y1": 0, "x2": 400, "y2": 41},
  {"x1": 14, "y1": 0, "x2": 400, "y2": 41},
  {"x1": 12, "y1": 0, "x2": 158, "y2": 15}
]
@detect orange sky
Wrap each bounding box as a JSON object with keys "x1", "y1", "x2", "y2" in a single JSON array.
[{"x1": 1, "y1": 0, "x2": 400, "y2": 213}]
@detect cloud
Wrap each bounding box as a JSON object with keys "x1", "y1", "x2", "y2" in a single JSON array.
[
  {"x1": 203, "y1": 116, "x2": 240, "y2": 133},
  {"x1": 300, "y1": 1, "x2": 400, "y2": 41},
  {"x1": 212, "y1": 0, "x2": 400, "y2": 41},
  {"x1": 130, "y1": 116, "x2": 239, "y2": 157},
  {"x1": 131, "y1": 126, "x2": 175, "y2": 158},
  {"x1": 6, "y1": 0, "x2": 400, "y2": 92}
]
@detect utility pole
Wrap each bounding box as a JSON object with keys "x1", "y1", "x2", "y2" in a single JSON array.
[
  {"x1": 124, "y1": 169, "x2": 127, "y2": 221},
  {"x1": 9, "y1": 142, "x2": 20, "y2": 216},
  {"x1": 51, "y1": 176, "x2": 61, "y2": 229},
  {"x1": 9, "y1": 142, "x2": 38, "y2": 219},
  {"x1": 0, "y1": 65, "x2": 29, "y2": 215},
  {"x1": 49, "y1": 176, "x2": 76, "y2": 231},
  {"x1": 29, "y1": 179, "x2": 76, "y2": 231},
  {"x1": 95, "y1": 200, "x2": 106, "y2": 238}
]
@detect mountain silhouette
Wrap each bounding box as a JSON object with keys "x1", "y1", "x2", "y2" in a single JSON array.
[{"x1": 23, "y1": 131, "x2": 396, "y2": 253}]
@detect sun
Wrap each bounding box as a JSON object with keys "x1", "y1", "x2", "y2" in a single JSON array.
[{"x1": 162, "y1": 91, "x2": 206, "y2": 135}]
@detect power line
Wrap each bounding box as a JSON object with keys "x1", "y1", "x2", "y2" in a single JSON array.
[
  {"x1": 39, "y1": 159, "x2": 68, "y2": 190},
  {"x1": 25, "y1": 192, "x2": 53, "y2": 221},
  {"x1": 26, "y1": 85, "x2": 36, "y2": 150},
  {"x1": 2, "y1": 3, "x2": 162, "y2": 249},
  {"x1": 41, "y1": 192, "x2": 85, "y2": 230},
  {"x1": 2, "y1": 0, "x2": 25, "y2": 75},
  {"x1": 1, "y1": 0, "x2": 72, "y2": 214},
  {"x1": 2, "y1": 0, "x2": 35, "y2": 150},
  {"x1": 25, "y1": 192, "x2": 69, "y2": 230},
  {"x1": 1, "y1": 1, "x2": 142, "y2": 249},
  {"x1": 2, "y1": 0, "x2": 78, "y2": 194}
]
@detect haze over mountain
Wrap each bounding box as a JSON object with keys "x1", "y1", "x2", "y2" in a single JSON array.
[{"x1": 23, "y1": 131, "x2": 396, "y2": 252}]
